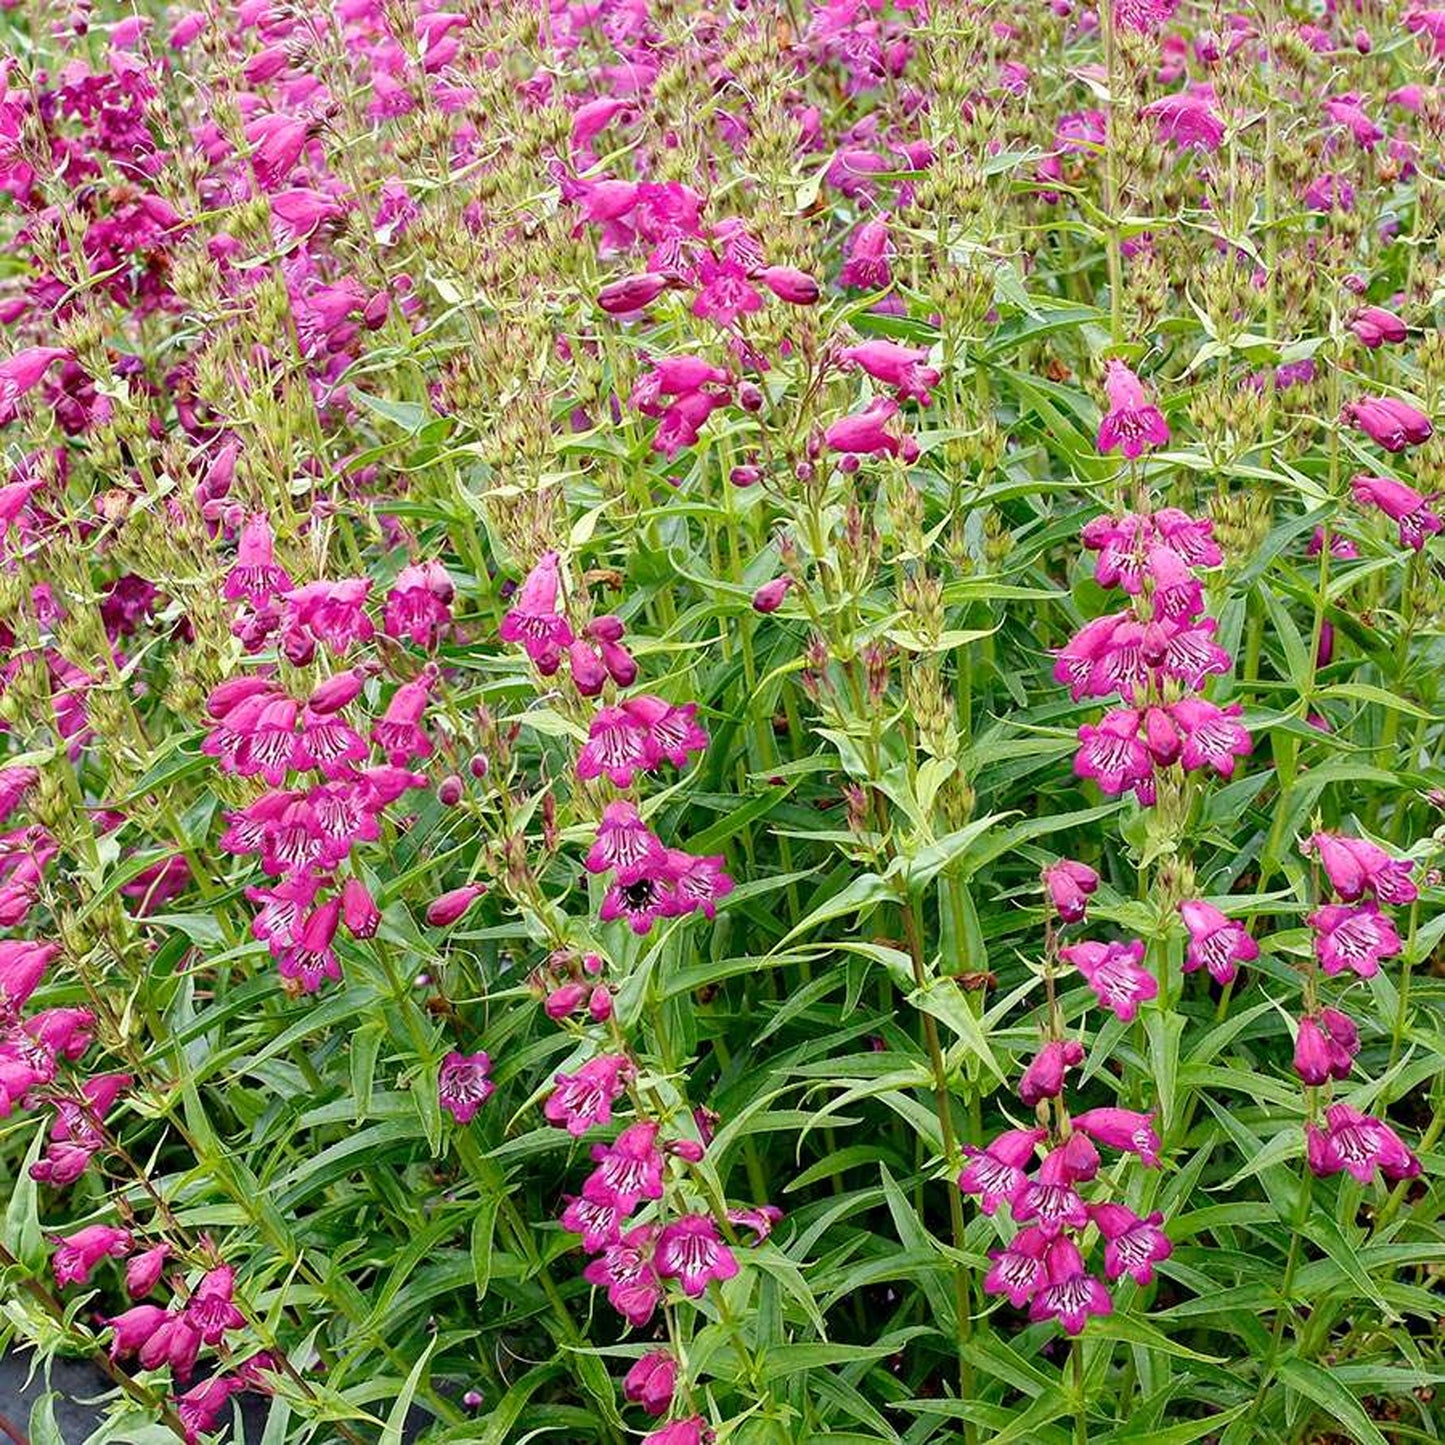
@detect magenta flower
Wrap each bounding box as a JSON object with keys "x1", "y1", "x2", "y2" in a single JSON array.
[
  {"x1": 599, "y1": 273, "x2": 669, "y2": 314},
  {"x1": 124, "y1": 1244, "x2": 170, "y2": 1299},
  {"x1": 1307, "y1": 901, "x2": 1402, "y2": 978},
  {"x1": 1143, "y1": 91, "x2": 1225, "y2": 151},
  {"x1": 499, "y1": 552, "x2": 573, "y2": 668},
  {"x1": 1071, "y1": 1108, "x2": 1162, "y2": 1166},
  {"x1": 277, "y1": 898, "x2": 343, "y2": 993},
  {"x1": 340, "y1": 878, "x2": 380, "y2": 939},
  {"x1": 1054, "y1": 614, "x2": 1145, "y2": 701},
  {"x1": 1096, "y1": 361, "x2": 1170, "y2": 460},
  {"x1": 372, "y1": 675, "x2": 434, "y2": 766},
  {"x1": 983, "y1": 1223, "x2": 1050, "y2": 1306},
  {"x1": 1113, "y1": 0, "x2": 1178, "y2": 32},
  {"x1": 1090, "y1": 1203, "x2": 1172, "y2": 1284},
  {"x1": 1028, "y1": 1235, "x2": 1113, "y2": 1334},
  {"x1": 840, "y1": 340, "x2": 941, "y2": 405},
  {"x1": 1306, "y1": 1103, "x2": 1420, "y2": 1184},
  {"x1": 0, "y1": 346, "x2": 70, "y2": 422},
  {"x1": 624, "y1": 1350, "x2": 678, "y2": 1416},
  {"x1": 957, "y1": 1126, "x2": 1046, "y2": 1215},
  {"x1": 384, "y1": 561, "x2": 454, "y2": 647},
  {"x1": 760, "y1": 265, "x2": 821, "y2": 305},
  {"x1": 1170, "y1": 699, "x2": 1252, "y2": 778},
  {"x1": 106, "y1": 1304, "x2": 170, "y2": 1361},
  {"x1": 1019, "y1": 1039, "x2": 1085, "y2": 1107},
  {"x1": 439, "y1": 1051, "x2": 494, "y2": 1123},
  {"x1": 642, "y1": 1418, "x2": 713, "y2": 1445},
  {"x1": 426, "y1": 884, "x2": 486, "y2": 927},
  {"x1": 824, "y1": 397, "x2": 911, "y2": 458},
  {"x1": 838, "y1": 216, "x2": 893, "y2": 290},
  {"x1": 1351, "y1": 475, "x2": 1442, "y2": 551},
  {"x1": 224, "y1": 514, "x2": 291, "y2": 603},
  {"x1": 600, "y1": 860, "x2": 680, "y2": 934},
  {"x1": 282, "y1": 579, "x2": 375, "y2": 655},
  {"x1": 662, "y1": 850, "x2": 735, "y2": 919},
  {"x1": 1293, "y1": 1012, "x2": 1357, "y2": 1085},
  {"x1": 655, "y1": 1213, "x2": 739, "y2": 1295},
  {"x1": 0, "y1": 939, "x2": 58, "y2": 1016},
  {"x1": 1145, "y1": 617, "x2": 1232, "y2": 691},
  {"x1": 52, "y1": 1224, "x2": 132, "y2": 1287},
  {"x1": 1042, "y1": 859, "x2": 1099, "y2": 923},
  {"x1": 586, "y1": 1121, "x2": 665, "y2": 1212},
  {"x1": 1060, "y1": 939, "x2": 1157, "y2": 1021},
  {"x1": 752, "y1": 576, "x2": 792, "y2": 613},
  {"x1": 1074, "y1": 708, "x2": 1153, "y2": 796},
  {"x1": 1325, "y1": 93, "x2": 1384, "y2": 150},
  {"x1": 545, "y1": 1054, "x2": 634, "y2": 1136},
  {"x1": 1343, "y1": 396, "x2": 1433, "y2": 452},
  {"x1": 1349, "y1": 306, "x2": 1407, "y2": 348},
  {"x1": 187, "y1": 1265, "x2": 245, "y2": 1345},
  {"x1": 583, "y1": 1224, "x2": 662, "y2": 1325},
  {"x1": 561, "y1": 1186, "x2": 629, "y2": 1253},
  {"x1": 138, "y1": 1313, "x2": 201, "y2": 1381},
  {"x1": 1309, "y1": 832, "x2": 1417, "y2": 904},
  {"x1": 1012, "y1": 1146, "x2": 1091, "y2": 1235},
  {"x1": 586, "y1": 802, "x2": 667, "y2": 883},
  {"x1": 1179, "y1": 900, "x2": 1259, "y2": 986},
  {"x1": 174, "y1": 1376, "x2": 245, "y2": 1443}
]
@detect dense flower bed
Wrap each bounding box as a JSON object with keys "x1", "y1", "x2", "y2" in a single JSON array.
[{"x1": 0, "y1": 0, "x2": 1442, "y2": 1442}]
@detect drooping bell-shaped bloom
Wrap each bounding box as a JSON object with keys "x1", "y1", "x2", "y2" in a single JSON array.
[
  {"x1": 340, "y1": 877, "x2": 380, "y2": 938},
  {"x1": 655, "y1": 1213, "x2": 739, "y2": 1295},
  {"x1": 1351, "y1": 475, "x2": 1442, "y2": 551},
  {"x1": 624, "y1": 1350, "x2": 678, "y2": 1416},
  {"x1": 840, "y1": 340, "x2": 941, "y2": 405},
  {"x1": 1180, "y1": 900, "x2": 1259, "y2": 986},
  {"x1": 561, "y1": 1185, "x2": 629, "y2": 1253},
  {"x1": 0, "y1": 347, "x2": 70, "y2": 423},
  {"x1": 586, "y1": 802, "x2": 667, "y2": 884},
  {"x1": 52, "y1": 1224, "x2": 132, "y2": 1286},
  {"x1": 586, "y1": 1121, "x2": 665, "y2": 1212},
  {"x1": 282, "y1": 579, "x2": 375, "y2": 654},
  {"x1": 1170, "y1": 699, "x2": 1253, "y2": 778},
  {"x1": 1074, "y1": 709, "x2": 1153, "y2": 796},
  {"x1": 1343, "y1": 396, "x2": 1433, "y2": 451},
  {"x1": 824, "y1": 397, "x2": 911, "y2": 458},
  {"x1": 1293, "y1": 1013, "x2": 1355, "y2": 1085},
  {"x1": 224, "y1": 514, "x2": 292, "y2": 603},
  {"x1": 1019, "y1": 1039, "x2": 1085, "y2": 1107},
  {"x1": 1307, "y1": 901, "x2": 1402, "y2": 978},
  {"x1": 1309, "y1": 833, "x2": 1417, "y2": 904},
  {"x1": 106, "y1": 1304, "x2": 171, "y2": 1361},
  {"x1": 641, "y1": 1416, "x2": 713, "y2": 1445},
  {"x1": 1097, "y1": 361, "x2": 1170, "y2": 460},
  {"x1": 277, "y1": 898, "x2": 343, "y2": 992},
  {"x1": 0, "y1": 939, "x2": 59, "y2": 1016},
  {"x1": 838, "y1": 216, "x2": 893, "y2": 290},
  {"x1": 1060, "y1": 939, "x2": 1157, "y2": 1021},
  {"x1": 384, "y1": 562, "x2": 454, "y2": 647},
  {"x1": 1028, "y1": 1235, "x2": 1113, "y2": 1334},
  {"x1": 499, "y1": 551, "x2": 574, "y2": 669},
  {"x1": 1012, "y1": 1145, "x2": 1091, "y2": 1235},
  {"x1": 439, "y1": 1051, "x2": 493, "y2": 1123},
  {"x1": 1090, "y1": 1203, "x2": 1172, "y2": 1284},
  {"x1": 957, "y1": 1126, "x2": 1046, "y2": 1215},
  {"x1": 1071, "y1": 1107, "x2": 1162, "y2": 1166},
  {"x1": 1349, "y1": 306, "x2": 1407, "y2": 348},
  {"x1": 1143, "y1": 91, "x2": 1225, "y2": 151},
  {"x1": 983, "y1": 1223, "x2": 1050, "y2": 1306},
  {"x1": 174, "y1": 1375, "x2": 246, "y2": 1444},
  {"x1": 1306, "y1": 1103, "x2": 1420, "y2": 1183},
  {"x1": 1043, "y1": 859, "x2": 1099, "y2": 924},
  {"x1": 583, "y1": 1224, "x2": 662, "y2": 1326},
  {"x1": 124, "y1": 1243, "x2": 170, "y2": 1298},
  {"x1": 545, "y1": 1054, "x2": 634, "y2": 1136},
  {"x1": 187, "y1": 1266, "x2": 245, "y2": 1345}
]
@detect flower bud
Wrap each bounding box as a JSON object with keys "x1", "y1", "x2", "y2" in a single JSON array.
[
  {"x1": 426, "y1": 884, "x2": 486, "y2": 927},
  {"x1": 752, "y1": 576, "x2": 792, "y2": 613}
]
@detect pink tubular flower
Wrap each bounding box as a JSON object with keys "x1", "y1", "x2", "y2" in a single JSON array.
[
  {"x1": 0, "y1": 347, "x2": 69, "y2": 422},
  {"x1": 384, "y1": 562, "x2": 454, "y2": 647},
  {"x1": 224, "y1": 514, "x2": 291, "y2": 603},
  {"x1": 840, "y1": 340, "x2": 941, "y2": 405},
  {"x1": 0, "y1": 939, "x2": 59, "y2": 1016},
  {"x1": 1306, "y1": 1103, "x2": 1420, "y2": 1183},
  {"x1": 760, "y1": 265, "x2": 821, "y2": 305},
  {"x1": 587, "y1": 1121, "x2": 665, "y2": 1211},
  {"x1": 983, "y1": 1224, "x2": 1050, "y2": 1306},
  {"x1": 642, "y1": 1417, "x2": 713, "y2": 1445},
  {"x1": 1090, "y1": 1203, "x2": 1172, "y2": 1284},
  {"x1": 187, "y1": 1266, "x2": 245, "y2": 1345},
  {"x1": 599, "y1": 274, "x2": 669, "y2": 314},
  {"x1": 1012, "y1": 1146, "x2": 1091, "y2": 1235},
  {"x1": 52, "y1": 1224, "x2": 131, "y2": 1287},
  {"x1": 1097, "y1": 361, "x2": 1170, "y2": 459},
  {"x1": 175, "y1": 1375, "x2": 245, "y2": 1444},
  {"x1": 282, "y1": 579, "x2": 375, "y2": 654},
  {"x1": 1307, "y1": 901, "x2": 1402, "y2": 978},
  {"x1": 624, "y1": 1349, "x2": 678, "y2": 1416},
  {"x1": 1028, "y1": 1235, "x2": 1113, "y2": 1334},
  {"x1": 340, "y1": 877, "x2": 380, "y2": 939},
  {"x1": 277, "y1": 898, "x2": 343, "y2": 992},
  {"x1": 957, "y1": 1126, "x2": 1046, "y2": 1215},
  {"x1": 1351, "y1": 475, "x2": 1442, "y2": 551},
  {"x1": 1071, "y1": 1108, "x2": 1162, "y2": 1166},
  {"x1": 1309, "y1": 833, "x2": 1417, "y2": 904},
  {"x1": 1170, "y1": 699, "x2": 1252, "y2": 778},
  {"x1": 561, "y1": 1186, "x2": 629, "y2": 1252},
  {"x1": 752, "y1": 576, "x2": 792, "y2": 613},
  {"x1": 500, "y1": 552, "x2": 574, "y2": 669},
  {"x1": 1179, "y1": 900, "x2": 1259, "y2": 986},
  {"x1": 824, "y1": 397, "x2": 912, "y2": 459},
  {"x1": 372, "y1": 675, "x2": 434, "y2": 766},
  {"x1": 838, "y1": 216, "x2": 893, "y2": 290},
  {"x1": 1074, "y1": 708, "x2": 1153, "y2": 796},
  {"x1": 655, "y1": 1213, "x2": 739, "y2": 1295},
  {"x1": 1059, "y1": 939, "x2": 1157, "y2": 1021},
  {"x1": 439, "y1": 1051, "x2": 493, "y2": 1123},
  {"x1": 1042, "y1": 859, "x2": 1099, "y2": 923},
  {"x1": 1343, "y1": 396, "x2": 1433, "y2": 452},
  {"x1": 125, "y1": 1244, "x2": 170, "y2": 1298},
  {"x1": 1019, "y1": 1039, "x2": 1085, "y2": 1107},
  {"x1": 1349, "y1": 306, "x2": 1407, "y2": 348},
  {"x1": 106, "y1": 1304, "x2": 170, "y2": 1361},
  {"x1": 583, "y1": 1224, "x2": 662, "y2": 1325},
  {"x1": 586, "y1": 802, "x2": 667, "y2": 883},
  {"x1": 1294, "y1": 1013, "x2": 1356, "y2": 1085},
  {"x1": 546, "y1": 1054, "x2": 634, "y2": 1135},
  {"x1": 426, "y1": 884, "x2": 486, "y2": 927},
  {"x1": 1143, "y1": 91, "x2": 1225, "y2": 151}
]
